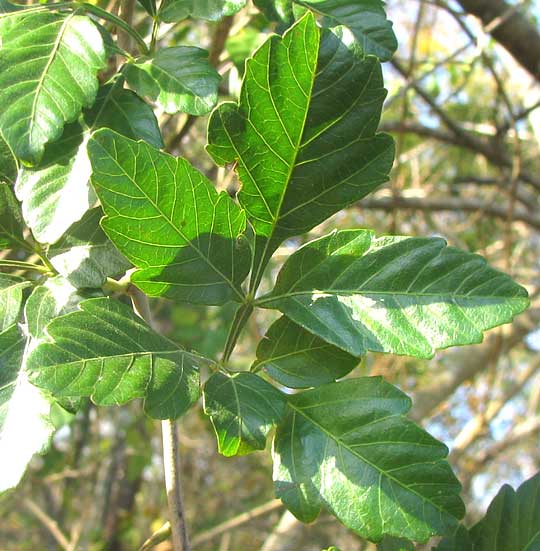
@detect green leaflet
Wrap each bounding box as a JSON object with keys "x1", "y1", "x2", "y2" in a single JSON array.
[
  {"x1": 207, "y1": 14, "x2": 394, "y2": 289},
  {"x1": 0, "y1": 11, "x2": 107, "y2": 165},
  {"x1": 273, "y1": 377, "x2": 464, "y2": 542},
  {"x1": 0, "y1": 273, "x2": 29, "y2": 331},
  {"x1": 203, "y1": 372, "x2": 286, "y2": 456},
  {"x1": 48, "y1": 208, "x2": 131, "y2": 289},
  {"x1": 0, "y1": 132, "x2": 17, "y2": 183},
  {"x1": 88, "y1": 129, "x2": 251, "y2": 305},
  {"x1": 259, "y1": 229, "x2": 529, "y2": 359},
  {"x1": 253, "y1": 316, "x2": 359, "y2": 388},
  {"x1": 0, "y1": 183, "x2": 26, "y2": 251},
  {"x1": 378, "y1": 537, "x2": 415, "y2": 551},
  {"x1": 123, "y1": 46, "x2": 220, "y2": 115},
  {"x1": 27, "y1": 297, "x2": 202, "y2": 419},
  {"x1": 16, "y1": 81, "x2": 163, "y2": 244},
  {"x1": 158, "y1": 0, "x2": 246, "y2": 22},
  {"x1": 0, "y1": 278, "x2": 82, "y2": 493},
  {"x1": 437, "y1": 472, "x2": 540, "y2": 551}
]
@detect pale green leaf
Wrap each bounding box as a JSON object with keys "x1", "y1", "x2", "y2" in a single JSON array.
[
  {"x1": 88, "y1": 129, "x2": 251, "y2": 305},
  {"x1": 253, "y1": 316, "x2": 359, "y2": 388},
  {"x1": 0, "y1": 273, "x2": 29, "y2": 332},
  {"x1": 273, "y1": 377, "x2": 464, "y2": 542},
  {"x1": 159, "y1": 0, "x2": 246, "y2": 23},
  {"x1": 203, "y1": 372, "x2": 286, "y2": 456},
  {"x1": 437, "y1": 473, "x2": 540, "y2": 551},
  {"x1": 0, "y1": 183, "x2": 27, "y2": 250},
  {"x1": 0, "y1": 11, "x2": 107, "y2": 164},
  {"x1": 27, "y1": 297, "x2": 202, "y2": 419},
  {"x1": 48, "y1": 208, "x2": 130, "y2": 288},
  {"x1": 207, "y1": 14, "x2": 394, "y2": 288},
  {"x1": 123, "y1": 46, "x2": 220, "y2": 115},
  {"x1": 260, "y1": 230, "x2": 529, "y2": 359},
  {"x1": 16, "y1": 81, "x2": 163, "y2": 244}
]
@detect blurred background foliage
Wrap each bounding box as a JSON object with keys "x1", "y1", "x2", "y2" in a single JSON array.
[{"x1": 2, "y1": 0, "x2": 540, "y2": 549}]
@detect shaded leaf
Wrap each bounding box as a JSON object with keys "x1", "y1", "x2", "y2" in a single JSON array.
[
  {"x1": 253, "y1": 0, "x2": 294, "y2": 24},
  {"x1": 203, "y1": 372, "x2": 286, "y2": 456},
  {"x1": 207, "y1": 14, "x2": 394, "y2": 287},
  {"x1": 0, "y1": 273, "x2": 29, "y2": 331},
  {"x1": 49, "y1": 208, "x2": 130, "y2": 288},
  {"x1": 378, "y1": 536, "x2": 415, "y2": 551},
  {"x1": 0, "y1": 183, "x2": 26, "y2": 250},
  {"x1": 437, "y1": 473, "x2": 540, "y2": 551},
  {"x1": 16, "y1": 82, "x2": 163, "y2": 244},
  {"x1": 159, "y1": 0, "x2": 246, "y2": 23},
  {"x1": 273, "y1": 377, "x2": 464, "y2": 542},
  {"x1": 0, "y1": 11, "x2": 107, "y2": 164},
  {"x1": 124, "y1": 46, "x2": 220, "y2": 115},
  {"x1": 260, "y1": 230, "x2": 529, "y2": 359},
  {"x1": 27, "y1": 297, "x2": 202, "y2": 419},
  {"x1": 0, "y1": 132, "x2": 17, "y2": 183},
  {"x1": 253, "y1": 316, "x2": 359, "y2": 388},
  {"x1": 137, "y1": 0, "x2": 156, "y2": 16},
  {"x1": 88, "y1": 129, "x2": 251, "y2": 305}
]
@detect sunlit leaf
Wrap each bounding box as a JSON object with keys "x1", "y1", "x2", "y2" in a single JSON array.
[
  {"x1": 159, "y1": 0, "x2": 246, "y2": 22},
  {"x1": 16, "y1": 81, "x2": 163, "y2": 244},
  {"x1": 0, "y1": 183, "x2": 26, "y2": 251},
  {"x1": 123, "y1": 46, "x2": 220, "y2": 115},
  {"x1": 0, "y1": 132, "x2": 17, "y2": 184},
  {"x1": 207, "y1": 14, "x2": 394, "y2": 288},
  {"x1": 273, "y1": 377, "x2": 464, "y2": 542},
  {"x1": 88, "y1": 129, "x2": 251, "y2": 305},
  {"x1": 204, "y1": 372, "x2": 286, "y2": 456},
  {"x1": 27, "y1": 297, "x2": 202, "y2": 419},
  {"x1": 0, "y1": 11, "x2": 107, "y2": 164},
  {"x1": 253, "y1": 316, "x2": 359, "y2": 388},
  {"x1": 0, "y1": 273, "x2": 29, "y2": 331},
  {"x1": 260, "y1": 230, "x2": 529, "y2": 358}
]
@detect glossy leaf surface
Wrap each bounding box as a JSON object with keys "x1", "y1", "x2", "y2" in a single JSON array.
[
  {"x1": 203, "y1": 372, "x2": 286, "y2": 456},
  {"x1": 124, "y1": 46, "x2": 220, "y2": 115},
  {"x1": 88, "y1": 130, "x2": 251, "y2": 305},
  {"x1": 0, "y1": 11, "x2": 107, "y2": 164},
  {"x1": 273, "y1": 377, "x2": 464, "y2": 542},
  {"x1": 207, "y1": 14, "x2": 394, "y2": 286},
  {"x1": 159, "y1": 0, "x2": 246, "y2": 22},
  {"x1": 437, "y1": 473, "x2": 540, "y2": 551},
  {"x1": 16, "y1": 82, "x2": 163, "y2": 244},
  {"x1": 0, "y1": 183, "x2": 26, "y2": 250},
  {"x1": 48, "y1": 208, "x2": 130, "y2": 288},
  {"x1": 260, "y1": 230, "x2": 529, "y2": 358},
  {"x1": 253, "y1": 316, "x2": 359, "y2": 388},
  {"x1": 27, "y1": 297, "x2": 202, "y2": 419},
  {"x1": 0, "y1": 273, "x2": 29, "y2": 331}
]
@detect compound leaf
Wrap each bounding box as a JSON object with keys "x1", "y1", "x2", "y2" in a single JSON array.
[
  {"x1": 253, "y1": 316, "x2": 359, "y2": 388},
  {"x1": 273, "y1": 377, "x2": 464, "y2": 542},
  {"x1": 0, "y1": 11, "x2": 107, "y2": 165},
  {"x1": 203, "y1": 372, "x2": 286, "y2": 456},
  {"x1": 207, "y1": 14, "x2": 394, "y2": 288},
  {"x1": 16, "y1": 81, "x2": 163, "y2": 244},
  {"x1": 123, "y1": 46, "x2": 220, "y2": 115},
  {"x1": 27, "y1": 297, "x2": 202, "y2": 419},
  {"x1": 260, "y1": 230, "x2": 529, "y2": 359},
  {"x1": 88, "y1": 129, "x2": 251, "y2": 305}
]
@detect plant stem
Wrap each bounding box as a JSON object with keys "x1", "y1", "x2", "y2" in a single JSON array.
[
  {"x1": 0, "y1": 259, "x2": 50, "y2": 274},
  {"x1": 222, "y1": 302, "x2": 254, "y2": 364},
  {"x1": 128, "y1": 287, "x2": 191, "y2": 551}
]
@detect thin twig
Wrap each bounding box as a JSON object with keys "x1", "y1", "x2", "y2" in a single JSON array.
[{"x1": 23, "y1": 498, "x2": 73, "y2": 551}]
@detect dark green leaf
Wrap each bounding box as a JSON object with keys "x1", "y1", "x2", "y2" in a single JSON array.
[
  {"x1": 0, "y1": 11, "x2": 107, "y2": 164},
  {"x1": 16, "y1": 82, "x2": 163, "y2": 244},
  {"x1": 273, "y1": 377, "x2": 464, "y2": 542},
  {"x1": 0, "y1": 183, "x2": 26, "y2": 250},
  {"x1": 137, "y1": 0, "x2": 156, "y2": 16},
  {"x1": 207, "y1": 14, "x2": 394, "y2": 287},
  {"x1": 159, "y1": 0, "x2": 246, "y2": 23},
  {"x1": 253, "y1": 0, "x2": 294, "y2": 24},
  {"x1": 437, "y1": 473, "x2": 540, "y2": 551},
  {"x1": 260, "y1": 230, "x2": 529, "y2": 359},
  {"x1": 0, "y1": 132, "x2": 17, "y2": 183},
  {"x1": 253, "y1": 316, "x2": 359, "y2": 388},
  {"x1": 123, "y1": 46, "x2": 220, "y2": 115},
  {"x1": 88, "y1": 129, "x2": 251, "y2": 305},
  {"x1": 0, "y1": 0, "x2": 22, "y2": 13},
  {"x1": 203, "y1": 372, "x2": 286, "y2": 456},
  {"x1": 0, "y1": 273, "x2": 29, "y2": 331},
  {"x1": 378, "y1": 536, "x2": 415, "y2": 551},
  {"x1": 298, "y1": 0, "x2": 397, "y2": 61},
  {"x1": 48, "y1": 208, "x2": 130, "y2": 288},
  {"x1": 27, "y1": 297, "x2": 202, "y2": 419}
]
